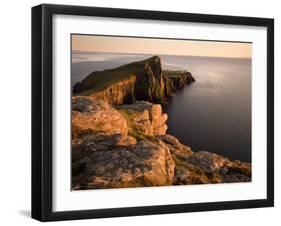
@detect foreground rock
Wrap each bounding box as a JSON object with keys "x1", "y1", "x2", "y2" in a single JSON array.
[
  {"x1": 118, "y1": 101, "x2": 168, "y2": 136},
  {"x1": 72, "y1": 96, "x2": 128, "y2": 138},
  {"x1": 72, "y1": 97, "x2": 175, "y2": 189},
  {"x1": 73, "y1": 56, "x2": 195, "y2": 105},
  {"x1": 72, "y1": 134, "x2": 175, "y2": 189},
  {"x1": 157, "y1": 135, "x2": 251, "y2": 184},
  {"x1": 72, "y1": 97, "x2": 251, "y2": 190}
]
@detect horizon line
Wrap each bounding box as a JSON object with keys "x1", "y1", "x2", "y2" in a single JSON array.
[{"x1": 71, "y1": 50, "x2": 252, "y2": 60}]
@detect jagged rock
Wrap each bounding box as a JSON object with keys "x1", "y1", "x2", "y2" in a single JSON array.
[
  {"x1": 163, "y1": 76, "x2": 175, "y2": 97},
  {"x1": 186, "y1": 151, "x2": 227, "y2": 173},
  {"x1": 72, "y1": 96, "x2": 128, "y2": 138},
  {"x1": 173, "y1": 163, "x2": 211, "y2": 185},
  {"x1": 224, "y1": 159, "x2": 251, "y2": 175},
  {"x1": 222, "y1": 173, "x2": 251, "y2": 183},
  {"x1": 118, "y1": 101, "x2": 168, "y2": 136},
  {"x1": 134, "y1": 56, "x2": 167, "y2": 103},
  {"x1": 156, "y1": 134, "x2": 193, "y2": 159},
  {"x1": 155, "y1": 135, "x2": 251, "y2": 185},
  {"x1": 118, "y1": 102, "x2": 153, "y2": 136},
  {"x1": 72, "y1": 138, "x2": 175, "y2": 189},
  {"x1": 92, "y1": 133, "x2": 136, "y2": 146},
  {"x1": 183, "y1": 151, "x2": 251, "y2": 182},
  {"x1": 156, "y1": 135, "x2": 221, "y2": 184},
  {"x1": 163, "y1": 70, "x2": 195, "y2": 89}
]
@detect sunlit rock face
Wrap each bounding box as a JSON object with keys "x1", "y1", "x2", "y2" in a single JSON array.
[
  {"x1": 72, "y1": 96, "x2": 128, "y2": 138},
  {"x1": 118, "y1": 101, "x2": 168, "y2": 136}
]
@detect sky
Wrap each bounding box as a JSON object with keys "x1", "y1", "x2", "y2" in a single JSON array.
[{"x1": 72, "y1": 35, "x2": 252, "y2": 58}]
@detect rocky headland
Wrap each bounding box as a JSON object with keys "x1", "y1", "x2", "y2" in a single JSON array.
[
  {"x1": 73, "y1": 56, "x2": 195, "y2": 105},
  {"x1": 72, "y1": 56, "x2": 251, "y2": 190}
]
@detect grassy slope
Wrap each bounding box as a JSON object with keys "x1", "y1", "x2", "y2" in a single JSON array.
[{"x1": 74, "y1": 56, "x2": 158, "y2": 96}]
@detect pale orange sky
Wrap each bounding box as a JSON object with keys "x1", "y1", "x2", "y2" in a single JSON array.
[{"x1": 72, "y1": 35, "x2": 252, "y2": 58}]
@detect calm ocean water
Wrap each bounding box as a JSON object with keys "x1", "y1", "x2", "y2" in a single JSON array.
[{"x1": 72, "y1": 52, "x2": 251, "y2": 162}]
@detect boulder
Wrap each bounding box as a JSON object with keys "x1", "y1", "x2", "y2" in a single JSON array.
[
  {"x1": 156, "y1": 134, "x2": 193, "y2": 159},
  {"x1": 72, "y1": 96, "x2": 128, "y2": 138},
  {"x1": 118, "y1": 101, "x2": 168, "y2": 136},
  {"x1": 186, "y1": 151, "x2": 227, "y2": 173},
  {"x1": 72, "y1": 138, "x2": 175, "y2": 189},
  {"x1": 173, "y1": 163, "x2": 211, "y2": 185}
]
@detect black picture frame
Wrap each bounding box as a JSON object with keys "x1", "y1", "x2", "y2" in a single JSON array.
[{"x1": 32, "y1": 3, "x2": 274, "y2": 222}]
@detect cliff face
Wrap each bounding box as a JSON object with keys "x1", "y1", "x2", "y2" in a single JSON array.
[
  {"x1": 72, "y1": 96, "x2": 251, "y2": 190},
  {"x1": 133, "y1": 56, "x2": 166, "y2": 103},
  {"x1": 73, "y1": 56, "x2": 195, "y2": 105},
  {"x1": 89, "y1": 77, "x2": 136, "y2": 106},
  {"x1": 163, "y1": 70, "x2": 195, "y2": 89}
]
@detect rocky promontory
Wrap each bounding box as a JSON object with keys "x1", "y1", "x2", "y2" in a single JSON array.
[
  {"x1": 73, "y1": 56, "x2": 195, "y2": 105},
  {"x1": 72, "y1": 96, "x2": 251, "y2": 190}
]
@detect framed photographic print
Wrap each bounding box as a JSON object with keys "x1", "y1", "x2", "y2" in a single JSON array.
[{"x1": 32, "y1": 4, "x2": 274, "y2": 221}]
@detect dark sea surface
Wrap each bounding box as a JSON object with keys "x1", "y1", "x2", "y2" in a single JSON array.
[{"x1": 72, "y1": 52, "x2": 252, "y2": 162}]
